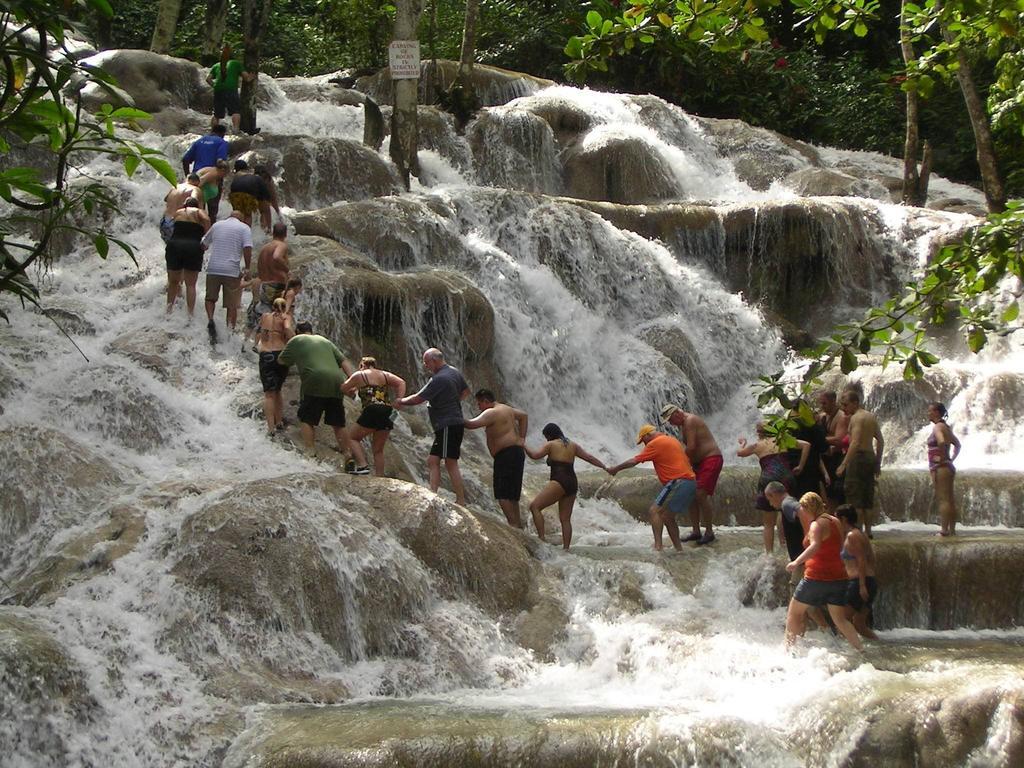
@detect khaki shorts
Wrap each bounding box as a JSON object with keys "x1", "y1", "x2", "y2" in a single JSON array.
[{"x1": 205, "y1": 274, "x2": 242, "y2": 308}]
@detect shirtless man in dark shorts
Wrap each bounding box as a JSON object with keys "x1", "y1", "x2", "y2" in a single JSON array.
[
  {"x1": 660, "y1": 403, "x2": 721, "y2": 545},
  {"x1": 464, "y1": 389, "x2": 529, "y2": 528},
  {"x1": 248, "y1": 223, "x2": 289, "y2": 332},
  {"x1": 836, "y1": 389, "x2": 884, "y2": 537}
]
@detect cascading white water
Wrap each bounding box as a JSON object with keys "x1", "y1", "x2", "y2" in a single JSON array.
[{"x1": 3, "y1": 61, "x2": 1024, "y2": 768}]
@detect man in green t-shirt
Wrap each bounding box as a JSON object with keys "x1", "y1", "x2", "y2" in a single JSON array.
[
  {"x1": 277, "y1": 322, "x2": 368, "y2": 470},
  {"x1": 207, "y1": 45, "x2": 253, "y2": 132}
]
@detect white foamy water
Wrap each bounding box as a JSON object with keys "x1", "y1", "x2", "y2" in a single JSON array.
[{"x1": 2, "y1": 74, "x2": 1023, "y2": 767}]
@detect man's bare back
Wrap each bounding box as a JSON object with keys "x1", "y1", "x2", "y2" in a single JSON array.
[
  {"x1": 257, "y1": 238, "x2": 289, "y2": 283},
  {"x1": 847, "y1": 408, "x2": 881, "y2": 455},
  {"x1": 480, "y1": 402, "x2": 525, "y2": 456}
]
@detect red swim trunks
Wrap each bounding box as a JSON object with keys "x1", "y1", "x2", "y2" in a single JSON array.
[{"x1": 695, "y1": 454, "x2": 724, "y2": 495}]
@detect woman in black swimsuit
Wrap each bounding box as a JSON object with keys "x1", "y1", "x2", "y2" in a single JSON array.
[
  {"x1": 524, "y1": 423, "x2": 607, "y2": 550},
  {"x1": 164, "y1": 197, "x2": 210, "y2": 317}
]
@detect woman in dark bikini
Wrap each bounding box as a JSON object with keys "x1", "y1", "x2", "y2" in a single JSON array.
[
  {"x1": 738, "y1": 422, "x2": 810, "y2": 555},
  {"x1": 524, "y1": 423, "x2": 606, "y2": 550},
  {"x1": 836, "y1": 504, "x2": 878, "y2": 640},
  {"x1": 164, "y1": 197, "x2": 210, "y2": 317},
  {"x1": 256, "y1": 298, "x2": 293, "y2": 435},
  {"x1": 927, "y1": 401, "x2": 961, "y2": 536},
  {"x1": 340, "y1": 357, "x2": 406, "y2": 476}
]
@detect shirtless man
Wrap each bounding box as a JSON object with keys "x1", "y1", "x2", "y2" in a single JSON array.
[
  {"x1": 836, "y1": 389, "x2": 884, "y2": 537},
  {"x1": 464, "y1": 389, "x2": 528, "y2": 527},
  {"x1": 160, "y1": 174, "x2": 203, "y2": 242},
  {"x1": 248, "y1": 223, "x2": 289, "y2": 334},
  {"x1": 660, "y1": 403, "x2": 721, "y2": 545},
  {"x1": 817, "y1": 389, "x2": 849, "y2": 510}
]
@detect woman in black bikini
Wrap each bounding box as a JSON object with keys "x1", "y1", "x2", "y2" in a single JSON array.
[
  {"x1": 525, "y1": 423, "x2": 607, "y2": 550},
  {"x1": 340, "y1": 357, "x2": 406, "y2": 476}
]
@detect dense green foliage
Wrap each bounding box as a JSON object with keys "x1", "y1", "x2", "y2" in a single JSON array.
[{"x1": 0, "y1": 0, "x2": 173, "y2": 319}]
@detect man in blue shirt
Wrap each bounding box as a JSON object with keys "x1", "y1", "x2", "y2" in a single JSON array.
[
  {"x1": 394, "y1": 347, "x2": 470, "y2": 505},
  {"x1": 182, "y1": 125, "x2": 229, "y2": 221}
]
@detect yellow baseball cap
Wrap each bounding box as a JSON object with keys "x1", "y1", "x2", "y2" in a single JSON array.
[{"x1": 636, "y1": 424, "x2": 657, "y2": 444}]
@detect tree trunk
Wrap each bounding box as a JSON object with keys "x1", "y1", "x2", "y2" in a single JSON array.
[
  {"x1": 390, "y1": 0, "x2": 424, "y2": 189},
  {"x1": 202, "y1": 0, "x2": 231, "y2": 64},
  {"x1": 932, "y1": 0, "x2": 1006, "y2": 213},
  {"x1": 150, "y1": 0, "x2": 184, "y2": 54},
  {"x1": 239, "y1": 0, "x2": 273, "y2": 136},
  {"x1": 899, "y1": 1, "x2": 928, "y2": 207},
  {"x1": 457, "y1": 0, "x2": 479, "y2": 80},
  {"x1": 947, "y1": 43, "x2": 1007, "y2": 213}
]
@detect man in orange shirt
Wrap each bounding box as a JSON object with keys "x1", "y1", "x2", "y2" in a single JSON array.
[{"x1": 608, "y1": 424, "x2": 697, "y2": 551}]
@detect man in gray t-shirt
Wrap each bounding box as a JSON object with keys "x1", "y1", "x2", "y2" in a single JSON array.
[
  {"x1": 766, "y1": 481, "x2": 805, "y2": 561},
  {"x1": 395, "y1": 347, "x2": 469, "y2": 505}
]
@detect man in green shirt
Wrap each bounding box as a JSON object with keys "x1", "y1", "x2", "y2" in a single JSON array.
[
  {"x1": 207, "y1": 44, "x2": 253, "y2": 132},
  {"x1": 277, "y1": 322, "x2": 368, "y2": 470}
]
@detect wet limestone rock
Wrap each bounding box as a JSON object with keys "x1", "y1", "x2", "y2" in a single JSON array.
[
  {"x1": 277, "y1": 137, "x2": 402, "y2": 210},
  {"x1": 77, "y1": 49, "x2": 211, "y2": 114},
  {"x1": 0, "y1": 610, "x2": 96, "y2": 765},
  {"x1": 275, "y1": 78, "x2": 367, "y2": 107},
  {"x1": 467, "y1": 110, "x2": 561, "y2": 194},
  {"x1": 354, "y1": 479, "x2": 539, "y2": 615},
  {"x1": 563, "y1": 136, "x2": 679, "y2": 204},
  {"x1": 695, "y1": 116, "x2": 819, "y2": 190},
  {"x1": 785, "y1": 167, "x2": 891, "y2": 201},
  {"x1": 286, "y1": 233, "x2": 497, "y2": 391},
  {"x1": 172, "y1": 474, "x2": 430, "y2": 663},
  {"x1": 105, "y1": 326, "x2": 184, "y2": 383},
  {"x1": 0, "y1": 426, "x2": 127, "y2": 573},
  {"x1": 7, "y1": 506, "x2": 145, "y2": 607},
  {"x1": 844, "y1": 686, "x2": 1024, "y2": 768},
  {"x1": 358, "y1": 59, "x2": 553, "y2": 109}
]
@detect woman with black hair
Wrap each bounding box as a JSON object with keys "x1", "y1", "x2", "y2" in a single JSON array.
[
  {"x1": 927, "y1": 402, "x2": 962, "y2": 536},
  {"x1": 525, "y1": 423, "x2": 606, "y2": 550}
]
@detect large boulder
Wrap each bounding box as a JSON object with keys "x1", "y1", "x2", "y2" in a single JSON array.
[
  {"x1": 76, "y1": 50, "x2": 211, "y2": 114},
  {"x1": 358, "y1": 59, "x2": 553, "y2": 109},
  {"x1": 0, "y1": 427, "x2": 129, "y2": 574},
  {"x1": 467, "y1": 109, "x2": 561, "y2": 194},
  {"x1": 0, "y1": 610, "x2": 97, "y2": 766},
  {"x1": 223, "y1": 134, "x2": 402, "y2": 209},
  {"x1": 785, "y1": 167, "x2": 891, "y2": 201},
  {"x1": 563, "y1": 136, "x2": 679, "y2": 204},
  {"x1": 288, "y1": 235, "x2": 498, "y2": 392},
  {"x1": 696, "y1": 116, "x2": 818, "y2": 191}
]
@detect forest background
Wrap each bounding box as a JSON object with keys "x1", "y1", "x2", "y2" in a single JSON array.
[{"x1": 96, "y1": 0, "x2": 1022, "y2": 198}]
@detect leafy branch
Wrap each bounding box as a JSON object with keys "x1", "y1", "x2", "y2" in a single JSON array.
[
  {"x1": 755, "y1": 203, "x2": 1024, "y2": 444},
  {"x1": 0, "y1": 0, "x2": 175, "y2": 321}
]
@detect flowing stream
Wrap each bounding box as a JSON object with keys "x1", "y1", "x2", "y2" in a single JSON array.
[{"x1": 1, "y1": 58, "x2": 1023, "y2": 767}]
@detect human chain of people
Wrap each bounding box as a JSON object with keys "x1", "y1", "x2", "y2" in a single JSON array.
[{"x1": 165, "y1": 48, "x2": 962, "y2": 656}]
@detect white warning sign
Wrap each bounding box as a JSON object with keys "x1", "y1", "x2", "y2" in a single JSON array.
[{"x1": 389, "y1": 40, "x2": 421, "y2": 80}]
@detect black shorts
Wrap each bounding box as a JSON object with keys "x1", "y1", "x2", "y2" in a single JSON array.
[
  {"x1": 492, "y1": 445, "x2": 526, "y2": 501},
  {"x1": 429, "y1": 425, "x2": 464, "y2": 459},
  {"x1": 781, "y1": 515, "x2": 805, "y2": 561},
  {"x1": 297, "y1": 395, "x2": 345, "y2": 427},
  {"x1": 213, "y1": 88, "x2": 241, "y2": 118},
  {"x1": 825, "y1": 454, "x2": 846, "y2": 502},
  {"x1": 356, "y1": 403, "x2": 394, "y2": 431},
  {"x1": 846, "y1": 576, "x2": 879, "y2": 611},
  {"x1": 793, "y1": 577, "x2": 848, "y2": 607},
  {"x1": 165, "y1": 239, "x2": 203, "y2": 272},
  {"x1": 258, "y1": 351, "x2": 288, "y2": 393}
]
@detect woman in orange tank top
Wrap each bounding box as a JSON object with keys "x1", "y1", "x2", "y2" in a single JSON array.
[{"x1": 784, "y1": 492, "x2": 863, "y2": 651}]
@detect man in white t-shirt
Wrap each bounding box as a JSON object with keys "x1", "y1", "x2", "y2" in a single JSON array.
[{"x1": 202, "y1": 210, "x2": 252, "y2": 338}]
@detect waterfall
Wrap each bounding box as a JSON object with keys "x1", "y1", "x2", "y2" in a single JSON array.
[{"x1": 2, "y1": 51, "x2": 1023, "y2": 767}]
